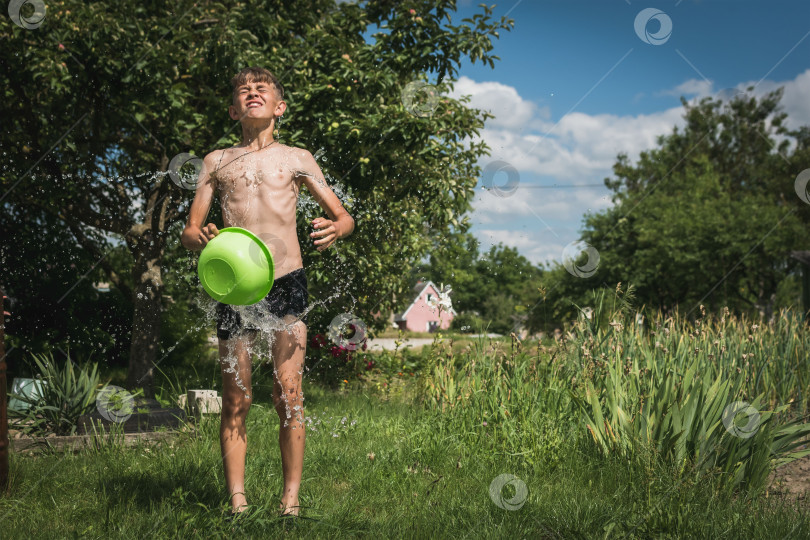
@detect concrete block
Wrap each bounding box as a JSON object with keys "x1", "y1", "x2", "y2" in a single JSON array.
[{"x1": 187, "y1": 390, "x2": 221, "y2": 415}]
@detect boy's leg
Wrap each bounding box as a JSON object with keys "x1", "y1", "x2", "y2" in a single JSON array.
[
  {"x1": 271, "y1": 316, "x2": 307, "y2": 516},
  {"x1": 218, "y1": 332, "x2": 255, "y2": 513}
]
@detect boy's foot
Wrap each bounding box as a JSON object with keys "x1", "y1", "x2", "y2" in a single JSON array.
[
  {"x1": 230, "y1": 492, "x2": 248, "y2": 514},
  {"x1": 279, "y1": 500, "x2": 300, "y2": 516},
  {"x1": 225, "y1": 507, "x2": 249, "y2": 523}
]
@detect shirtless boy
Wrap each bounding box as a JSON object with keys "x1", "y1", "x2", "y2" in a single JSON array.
[{"x1": 181, "y1": 66, "x2": 354, "y2": 517}]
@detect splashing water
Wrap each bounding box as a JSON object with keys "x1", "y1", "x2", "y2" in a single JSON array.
[{"x1": 81, "y1": 145, "x2": 367, "y2": 424}]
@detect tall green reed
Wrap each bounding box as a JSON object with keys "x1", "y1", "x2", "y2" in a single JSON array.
[
  {"x1": 567, "y1": 286, "x2": 810, "y2": 493},
  {"x1": 418, "y1": 284, "x2": 810, "y2": 492}
]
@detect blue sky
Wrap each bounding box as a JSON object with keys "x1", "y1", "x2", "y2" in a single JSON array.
[{"x1": 435, "y1": 0, "x2": 810, "y2": 267}]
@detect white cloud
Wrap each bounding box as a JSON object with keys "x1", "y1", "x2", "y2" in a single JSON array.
[
  {"x1": 449, "y1": 76, "x2": 548, "y2": 130},
  {"x1": 472, "y1": 185, "x2": 612, "y2": 225},
  {"x1": 658, "y1": 78, "x2": 714, "y2": 98},
  {"x1": 478, "y1": 107, "x2": 684, "y2": 182},
  {"x1": 455, "y1": 70, "x2": 810, "y2": 267},
  {"x1": 453, "y1": 76, "x2": 685, "y2": 183},
  {"x1": 669, "y1": 69, "x2": 810, "y2": 130},
  {"x1": 476, "y1": 227, "x2": 581, "y2": 268},
  {"x1": 730, "y1": 68, "x2": 810, "y2": 130},
  {"x1": 478, "y1": 229, "x2": 537, "y2": 250}
]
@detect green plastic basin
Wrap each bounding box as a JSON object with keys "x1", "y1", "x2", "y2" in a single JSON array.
[{"x1": 197, "y1": 227, "x2": 274, "y2": 305}]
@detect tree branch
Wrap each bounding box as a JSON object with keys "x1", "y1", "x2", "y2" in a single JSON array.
[
  {"x1": 12, "y1": 193, "x2": 133, "y2": 300},
  {"x1": 66, "y1": 221, "x2": 134, "y2": 302}
]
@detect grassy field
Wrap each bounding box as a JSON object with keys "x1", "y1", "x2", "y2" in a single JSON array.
[{"x1": 3, "y1": 297, "x2": 810, "y2": 538}]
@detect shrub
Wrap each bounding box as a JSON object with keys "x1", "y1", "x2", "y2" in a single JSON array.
[
  {"x1": 304, "y1": 324, "x2": 370, "y2": 385},
  {"x1": 8, "y1": 350, "x2": 101, "y2": 436},
  {"x1": 451, "y1": 311, "x2": 487, "y2": 334}
]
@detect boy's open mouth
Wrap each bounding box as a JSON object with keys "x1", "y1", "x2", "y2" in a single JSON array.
[{"x1": 247, "y1": 100, "x2": 263, "y2": 108}]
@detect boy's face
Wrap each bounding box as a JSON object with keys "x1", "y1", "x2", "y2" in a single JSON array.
[{"x1": 229, "y1": 79, "x2": 286, "y2": 122}]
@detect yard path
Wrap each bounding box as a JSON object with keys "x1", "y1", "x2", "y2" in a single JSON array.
[
  {"x1": 367, "y1": 338, "x2": 435, "y2": 351},
  {"x1": 367, "y1": 333, "x2": 501, "y2": 351}
]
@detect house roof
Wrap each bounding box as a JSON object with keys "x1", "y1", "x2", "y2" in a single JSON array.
[{"x1": 394, "y1": 280, "x2": 457, "y2": 321}]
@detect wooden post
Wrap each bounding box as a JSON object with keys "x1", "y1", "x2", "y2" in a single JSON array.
[{"x1": 0, "y1": 289, "x2": 9, "y2": 492}]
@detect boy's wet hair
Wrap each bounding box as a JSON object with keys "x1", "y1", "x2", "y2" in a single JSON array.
[{"x1": 231, "y1": 66, "x2": 284, "y2": 101}]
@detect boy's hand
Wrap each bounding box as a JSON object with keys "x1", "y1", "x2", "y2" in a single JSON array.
[
  {"x1": 185, "y1": 223, "x2": 219, "y2": 250},
  {"x1": 201, "y1": 223, "x2": 220, "y2": 243},
  {"x1": 311, "y1": 218, "x2": 337, "y2": 251}
]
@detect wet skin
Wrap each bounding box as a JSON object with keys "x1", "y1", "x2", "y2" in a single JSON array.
[{"x1": 181, "y1": 79, "x2": 354, "y2": 516}]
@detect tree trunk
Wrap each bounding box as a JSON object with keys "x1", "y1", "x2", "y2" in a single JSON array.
[
  {"x1": 125, "y1": 227, "x2": 166, "y2": 398},
  {"x1": 125, "y1": 152, "x2": 172, "y2": 398},
  {"x1": 125, "y1": 164, "x2": 172, "y2": 398},
  {"x1": 754, "y1": 277, "x2": 775, "y2": 322}
]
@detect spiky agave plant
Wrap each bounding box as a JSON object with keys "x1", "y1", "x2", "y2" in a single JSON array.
[{"x1": 8, "y1": 350, "x2": 101, "y2": 436}]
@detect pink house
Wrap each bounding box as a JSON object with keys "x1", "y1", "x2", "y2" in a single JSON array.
[{"x1": 381, "y1": 280, "x2": 457, "y2": 332}]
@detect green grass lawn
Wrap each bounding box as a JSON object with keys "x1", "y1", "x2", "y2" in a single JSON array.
[
  {"x1": 3, "y1": 376, "x2": 809, "y2": 538},
  {"x1": 4, "y1": 303, "x2": 810, "y2": 538}
]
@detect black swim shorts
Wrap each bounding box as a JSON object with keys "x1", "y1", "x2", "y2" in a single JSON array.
[{"x1": 215, "y1": 267, "x2": 308, "y2": 340}]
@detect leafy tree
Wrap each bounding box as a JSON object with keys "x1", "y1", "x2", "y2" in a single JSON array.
[
  {"x1": 473, "y1": 244, "x2": 543, "y2": 334},
  {"x1": 412, "y1": 233, "x2": 544, "y2": 335},
  {"x1": 1, "y1": 0, "x2": 512, "y2": 395},
  {"x1": 0, "y1": 205, "x2": 131, "y2": 370},
  {"x1": 409, "y1": 228, "x2": 481, "y2": 312},
  {"x1": 533, "y1": 88, "x2": 808, "y2": 328}
]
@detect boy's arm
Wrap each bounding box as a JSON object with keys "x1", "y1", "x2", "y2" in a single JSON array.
[
  {"x1": 180, "y1": 151, "x2": 221, "y2": 251},
  {"x1": 295, "y1": 149, "x2": 355, "y2": 252}
]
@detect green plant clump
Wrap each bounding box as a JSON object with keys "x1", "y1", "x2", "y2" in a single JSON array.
[{"x1": 8, "y1": 351, "x2": 101, "y2": 436}]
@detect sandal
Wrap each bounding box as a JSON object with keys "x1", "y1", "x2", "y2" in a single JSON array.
[
  {"x1": 225, "y1": 505, "x2": 256, "y2": 522},
  {"x1": 278, "y1": 505, "x2": 320, "y2": 522},
  {"x1": 278, "y1": 505, "x2": 299, "y2": 518},
  {"x1": 225, "y1": 492, "x2": 249, "y2": 521}
]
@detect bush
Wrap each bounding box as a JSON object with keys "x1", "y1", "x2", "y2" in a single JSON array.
[
  {"x1": 8, "y1": 350, "x2": 102, "y2": 436},
  {"x1": 304, "y1": 323, "x2": 370, "y2": 386},
  {"x1": 450, "y1": 311, "x2": 487, "y2": 334}
]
